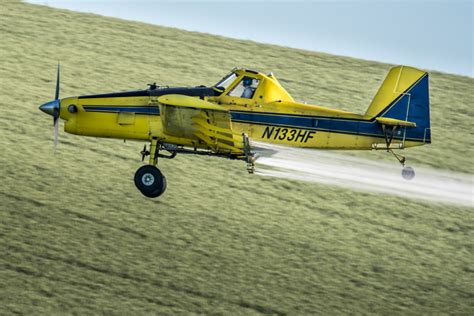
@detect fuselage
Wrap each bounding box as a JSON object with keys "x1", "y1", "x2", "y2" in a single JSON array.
[{"x1": 56, "y1": 67, "x2": 431, "y2": 152}]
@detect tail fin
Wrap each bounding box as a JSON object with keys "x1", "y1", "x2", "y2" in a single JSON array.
[{"x1": 366, "y1": 66, "x2": 431, "y2": 143}]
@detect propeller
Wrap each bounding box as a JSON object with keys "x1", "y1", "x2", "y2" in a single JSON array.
[
  {"x1": 39, "y1": 63, "x2": 61, "y2": 149},
  {"x1": 53, "y1": 63, "x2": 60, "y2": 149},
  {"x1": 140, "y1": 144, "x2": 150, "y2": 161}
]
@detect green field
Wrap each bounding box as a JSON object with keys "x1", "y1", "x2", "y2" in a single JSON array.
[{"x1": 1, "y1": 1, "x2": 473, "y2": 314}]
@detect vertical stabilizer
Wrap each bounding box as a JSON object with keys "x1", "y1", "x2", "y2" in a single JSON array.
[{"x1": 367, "y1": 66, "x2": 431, "y2": 143}]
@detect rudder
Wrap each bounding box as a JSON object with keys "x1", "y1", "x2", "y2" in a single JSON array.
[{"x1": 366, "y1": 66, "x2": 431, "y2": 143}]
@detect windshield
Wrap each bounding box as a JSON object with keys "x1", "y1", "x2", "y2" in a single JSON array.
[
  {"x1": 228, "y1": 77, "x2": 260, "y2": 99},
  {"x1": 215, "y1": 72, "x2": 237, "y2": 91}
]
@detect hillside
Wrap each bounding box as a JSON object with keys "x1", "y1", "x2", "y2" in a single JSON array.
[{"x1": 1, "y1": 1, "x2": 473, "y2": 314}]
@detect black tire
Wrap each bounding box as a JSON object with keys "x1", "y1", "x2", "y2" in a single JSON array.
[
  {"x1": 134, "y1": 165, "x2": 167, "y2": 198},
  {"x1": 147, "y1": 176, "x2": 167, "y2": 198},
  {"x1": 401, "y1": 166, "x2": 415, "y2": 180}
]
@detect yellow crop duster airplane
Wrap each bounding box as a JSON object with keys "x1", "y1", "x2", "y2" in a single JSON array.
[{"x1": 40, "y1": 65, "x2": 430, "y2": 198}]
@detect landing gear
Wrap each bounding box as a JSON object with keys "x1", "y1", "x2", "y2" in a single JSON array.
[
  {"x1": 133, "y1": 134, "x2": 255, "y2": 197},
  {"x1": 134, "y1": 138, "x2": 174, "y2": 198},
  {"x1": 384, "y1": 148, "x2": 416, "y2": 181},
  {"x1": 380, "y1": 125, "x2": 416, "y2": 181},
  {"x1": 385, "y1": 147, "x2": 416, "y2": 181}
]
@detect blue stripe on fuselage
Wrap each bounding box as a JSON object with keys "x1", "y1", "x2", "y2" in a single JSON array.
[
  {"x1": 83, "y1": 106, "x2": 160, "y2": 115},
  {"x1": 229, "y1": 111, "x2": 425, "y2": 142},
  {"x1": 81, "y1": 102, "x2": 427, "y2": 142}
]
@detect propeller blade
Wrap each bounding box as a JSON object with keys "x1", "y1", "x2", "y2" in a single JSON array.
[
  {"x1": 54, "y1": 117, "x2": 59, "y2": 149},
  {"x1": 54, "y1": 63, "x2": 60, "y2": 149},
  {"x1": 54, "y1": 62, "x2": 60, "y2": 100},
  {"x1": 141, "y1": 145, "x2": 147, "y2": 161}
]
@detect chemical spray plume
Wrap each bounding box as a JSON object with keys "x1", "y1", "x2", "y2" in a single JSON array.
[{"x1": 252, "y1": 142, "x2": 473, "y2": 207}]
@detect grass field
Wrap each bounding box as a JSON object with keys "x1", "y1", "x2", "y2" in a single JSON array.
[{"x1": 1, "y1": 1, "x2": 473, "y2": 314}]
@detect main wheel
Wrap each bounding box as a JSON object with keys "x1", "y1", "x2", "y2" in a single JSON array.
[
  {"x1": 401, "y1": 166, "x2": 415, "y2": 180},
  {"x1": 134, "y1": 165, "x2": 167, "y2": 198}
]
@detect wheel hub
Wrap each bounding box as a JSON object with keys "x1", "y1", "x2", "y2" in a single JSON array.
[{"x1": 142, "y1": 173, "x2": 155, "y2": 186}]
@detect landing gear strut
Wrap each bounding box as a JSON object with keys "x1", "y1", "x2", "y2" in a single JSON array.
[
  {"x1": 243, "y1": 133, "x2": 255, "y2": 174},
  {"x1": 134, "y1": 138, "x2": 172, "y2": 198},
  {"x1": 382, "y1": 125, "x2": 415, "y2": 180}
]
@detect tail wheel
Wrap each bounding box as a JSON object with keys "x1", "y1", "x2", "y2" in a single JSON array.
[
  {"x1": 134, "y1": 165, "x2": 167, "y2": 198},
  {"x1": 402, "y1": 166, "x2": 415, "y2": 180}
]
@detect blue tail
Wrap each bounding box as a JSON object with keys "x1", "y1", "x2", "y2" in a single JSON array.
[{"x1": 368, "y1": 66, "x2": 431, "y2": 143}]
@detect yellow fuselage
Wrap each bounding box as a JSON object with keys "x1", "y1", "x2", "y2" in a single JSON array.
[
  {"x1": 58, "y1": 94, "x2": 420, "y2": 150},
  {"x1": 58, "y1": 67, "x2": 431, "y2": 152}
]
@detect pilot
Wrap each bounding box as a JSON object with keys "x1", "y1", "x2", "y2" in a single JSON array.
[{"x1": 241, "y1": 77, "x2": 255, "y2": 99}]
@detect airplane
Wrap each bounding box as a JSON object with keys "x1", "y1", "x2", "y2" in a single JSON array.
[{"x1": 39, "y1": 65, "x2": 431, "y2": 198}]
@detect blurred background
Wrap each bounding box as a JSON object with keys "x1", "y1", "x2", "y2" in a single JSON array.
[{"x1": 28, "y1": 0, "x2": 473, "y2": 77}]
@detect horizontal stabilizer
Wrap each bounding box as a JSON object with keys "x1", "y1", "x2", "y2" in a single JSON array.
[{"x1": 376, "y1": 117, "x2": 416, "y2": 127}]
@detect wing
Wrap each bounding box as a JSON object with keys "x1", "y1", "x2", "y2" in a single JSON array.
[{"x1": 158, "y1": 94, "x2": 244, "y2": 155}]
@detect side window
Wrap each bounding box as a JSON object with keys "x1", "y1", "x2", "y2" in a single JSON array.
[
  {"x1": 215, "y1": 73, "x2": 237, "y2": 91},
  {"x1": 228, "y1": 77, "x2": 260, "y2": 99}
]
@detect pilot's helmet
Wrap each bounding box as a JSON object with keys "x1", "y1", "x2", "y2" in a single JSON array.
[{"x1": 243, "y1": 77, "x2": 253, "y2": 87}]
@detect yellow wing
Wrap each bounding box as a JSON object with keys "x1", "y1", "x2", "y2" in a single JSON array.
[{"x1": 158, "y1": 94, "x2": 244, "y2": 155}]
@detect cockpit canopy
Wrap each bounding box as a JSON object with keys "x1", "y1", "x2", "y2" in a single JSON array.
[{"x1": 214, "y1": 68, "x2": 294, "y2": 103}]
